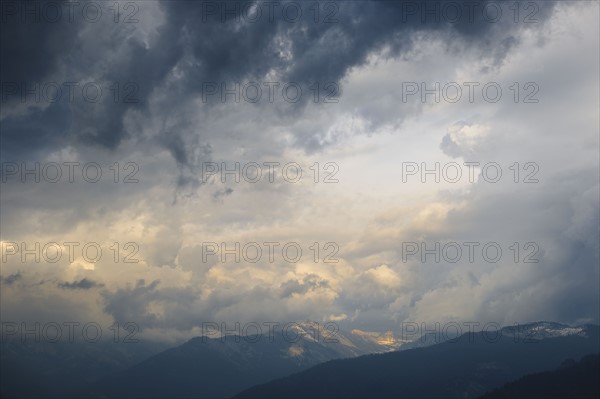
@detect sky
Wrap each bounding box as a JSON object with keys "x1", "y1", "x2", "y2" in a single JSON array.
[{"x1": 1, "y1": 0, "x2": 598, "y2": 343}]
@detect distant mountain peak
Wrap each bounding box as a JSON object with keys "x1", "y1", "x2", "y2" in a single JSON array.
[
  {"x1": 350, "y1": 329, "x2": 405, "y2": 349},
  {"x1": 500, "y1": 321, "x2": 589, "y2": 340}
]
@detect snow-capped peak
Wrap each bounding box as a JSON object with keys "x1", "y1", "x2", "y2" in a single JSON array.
[{"x1": 501, "y1": 321, "x2": 589, "y2": 340}]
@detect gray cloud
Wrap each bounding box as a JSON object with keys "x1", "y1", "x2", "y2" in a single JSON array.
[
  {"x1": 1, "y1": 1, "x2": 558, "y2": 162},
  {"x1": 280, "y1": 274, "x2": 330, "y2": 298},
  {"x1": 1, "y1": 272, "x2": 22, "y2": 286},
  {"x1": 2, "y1": 1, "x2": 597, "y2": 342},
  {"x1": 58, "y1": 278, "x2": 104, "y2": 290}
]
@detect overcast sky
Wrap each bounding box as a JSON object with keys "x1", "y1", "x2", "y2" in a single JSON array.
[{"x1": 1, "y1": 0, "x2": 598, "y2": 342}]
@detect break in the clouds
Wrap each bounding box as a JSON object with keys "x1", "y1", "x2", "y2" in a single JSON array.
[{"x1": 1, "y1": 1, "x2": 598, "y2": 342}]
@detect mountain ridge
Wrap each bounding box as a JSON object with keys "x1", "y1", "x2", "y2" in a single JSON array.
[{"x1": 234, "y1": 322, "x2": 600, "y2": 399}]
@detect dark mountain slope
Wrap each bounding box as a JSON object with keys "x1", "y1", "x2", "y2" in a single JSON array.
[
  {"x1": 479, "y1": 353, "x2": 599, "y2": 399},
  {"x1": 83, "y1": 322, "x2": 399, "y2": 399},
  {"x1": 235, "y1": 324, "x2": 600, "y2": 399}
]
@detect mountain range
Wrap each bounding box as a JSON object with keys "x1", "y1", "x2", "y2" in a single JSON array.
[
  {"x1": 1, "y1": 321, "x2": 597, "y2": 399},
  {"x1": 82, "y1": 321, "x2": 403, "y2": 398},
  {"x1": 235, "y1": 322, "x2": 599, "y2": 399}
]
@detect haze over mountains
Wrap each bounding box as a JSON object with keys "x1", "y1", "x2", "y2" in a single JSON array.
[
  {"x1": 86, "y1": 322, "x2": 408, "y2": 398},
  {"x1": 1, "y1": 321, "x2": 598, "y2": 399},
  {"x1": 83, "y1": 321, "x2": 405, "y2": 399},
  {"x1": 1, "y1": 321, "x2": 403, "y2": 398}
]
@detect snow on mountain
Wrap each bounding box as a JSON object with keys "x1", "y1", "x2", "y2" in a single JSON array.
[{"x1": 500, "y1": 321, "x2": 589, "y2": 340}]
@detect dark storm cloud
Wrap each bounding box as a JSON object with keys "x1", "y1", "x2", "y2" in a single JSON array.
[
  {"x1": 1, "y1": 0, "x2": 557, "y2": 162},
  {"x1": 0, "y1": 1, "x2": 78, "y2": 86},
  {"x1": 1, "y1": 272, "x2": 22, "y2": 286},
  {"x1": 212, "y1": 187, "x2": 234, "y2": 200},
  {"x1": 101, "y1": 279, "x2": 164, "y2": 325},
  {"x1": 58, "y1": 278, "x2": 104, "y2": 290},
  {"x1": 280, "y1": 274, "x2": 330, "y2": 298},
  {"x1": 0, "y1": 0, "x2": 79, "y2": 160},
  {"x1": 1, "y1": 0, "x2": 182, "y2": 158},
  {"x1": 160, "y1": 0, "x2": 559, "y2": 89}
]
